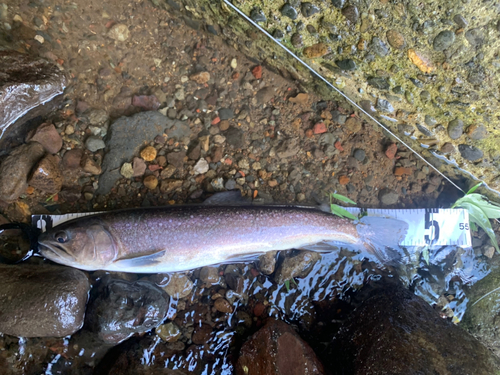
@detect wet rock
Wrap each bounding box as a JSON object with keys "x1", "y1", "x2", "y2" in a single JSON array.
[
  {"x1": 274, "y1": 251, "x2": 321, "y2": 284},
  {"x1": 0, "y1": 142, "x2": 45, "y2": 202},
  {"x1": 433, "y1": 30, "x2": 455, "y2": 51},
  {"x1": 224, "y1": 126, "x2": 245, "y2": 148},
  {"x1": 331, "y1": 110, "x2": 347, "y2": 124},
  {"x1": 0, "y1": 264, "x2": 89, "y2": 337},
  {"x1": 301, "y1": 3, "x2": 320, "y2": 17},
  {"x1": 256, "y1": 87, "x2": 275, "y2": 104},
  {"x1": 218, "y1": 108, "x2": 234, "y2": 120},
  {"x1": 280, "y1": 4, "x2": 298, "y2": 20},
  {"x1": 386, "y1": 29, "x2": 405, "y2": 49},
  {"x1": 120, "y1": 162, "x2": 134, "y2": 178},
  {"x1": 86, "y1": 277, "x2": 168, "y2": 344},
  {"x1": 353, "y1": 149, "x2": 366, "y2": 161},
  {"x1": 378, "y1": 188, "x2": 399, "y2": 205},
  {"x1": 63, "y1": 148, "x2": 84, "y2": 169},
  {"x1": 143, "y1": 175, "x2": 158, "y2": 190},
  {"x1": 162, "y1": 273, "x2": 193, "y2": 299},
  {"x1": 199, "y1": 266, "x2": 220, "y2": 285},
  {"x1": 303, "y1": 43, "x2": 329, "y2": 58},
  {"x1": 424, "y1": 115, "x2": 437, "y2": 127},
  {"x1": 132, "y1": 157, "x2": 147, "y2": 177},
  {"x1": 329, "y1": 282, "x2": 500, "y2": 374},
  {"x1": 167, "y1": 151, "x2": 186, "y2": 169},
  {"x1": 192, "y1": 323, "x2": 212, "y2": 345},
  {"x1": 371, "y1": 37, "x2": 389, "y2": 57},
  {"x1": 342, "y1": 5, "x2": 359, "y2": 24},
  {"x1": 440, "y1": 142, "x2": 455, "y2": 154},
  {"x1": 214, "y1": 298, "x2": 233, "y2": 313},
  {"x1": 236, "y1": 319, "x2": 325, "y2": 375},
  {"x1": 335, "y1": 59, "x2": 356, "y2": 71},
  {"x1": 458, "y1": 144, "x2": 484, "y2": 161},
  {"x1": 85, "y1": 136, "x2": 106, "y2": 152},
  {"x1": 28, "y1": 154, "x2": 62, "y2": 193},
  {"x1": 367, "y1": 77, "x2": 389, "y2": 90},
  {"x1": 376, "y1": 98, "x2": 394, "y2": 113},
  {"x1": 0, "y1": 51, "x2": 66, "y2": 155},
  {"x1": 108, "y1": 23, "x2": 130, "y2": 41},
  {"x1": 27, "y1": 123, "x2": 62, "y2": 154},
  {"x1": 447, "y1": 118, "x2": 464, "y2": 139},
  {"x1": 156, "y1": 322, "x2": 181, "y2": 342},
  {"x1": 133, "y1": 95, "x2": 161, "y2": 111},
  {"x1": 97, "y1": 112, "x2": 189, "y2": 195},
  {"x1": 250, "y1": 8, "x2": 266, "y2": 23},
  {"x1": 465, "y1": 28, "x2": 484, "y2": 48},
  {"x1": 189, "y1": 71, "x2": 210, "y2": 84},
  {"x1": 291, "y1": 33, "x2": 303, "y2": 48},
  {"x1": 331, "y1": 0, "x2": 345, "y2": 8},
  {"x1": 258, "y1": 251, "x2": 278, "y2": 275},
  {"x1": 87, "y1": 108, "x2": 109, "y2": 126},
  {"x1": 193, "y1": 158, "x2": 209, "y2": 175},
  {"x1": 467, "y1": 124, "x2": 488, "y2": 140},
  {"x1": 453, "y1": 14, "x2": 468, "y2": 28},
  {"x1": 140, "y1": 146, "x2": 157, "y2": 162}
]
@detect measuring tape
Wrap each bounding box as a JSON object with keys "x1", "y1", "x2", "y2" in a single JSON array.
[
  {"x1": 32, "y1": 208, "x2": 471, "y2": 248},
  {"x1": 346, "y1": 207, "x2": 471, "y2": 247}
]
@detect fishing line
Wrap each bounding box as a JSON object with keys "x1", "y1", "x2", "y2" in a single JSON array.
[{"x1": 222, "y1": 0, "x2": 465, "y2": 194}]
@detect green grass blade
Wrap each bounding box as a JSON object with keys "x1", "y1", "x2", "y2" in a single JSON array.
[
  {"x1": 421, "y1": 245, "x2": 430, "y2": 265},
  {"x1": 466, "y1": 182, "x2": 483, "y2": 195},
  {"x1": 456, "y1": 195, "x2": 500, "y2": 219},
  {"x1": 330, "y1": 193, "x2": 356, "y2": 205},
  {"x1": 284, "y1": 280, "x2": 290, "y2": 292},
  {"x1": 457, "y1": 201, "x2": 500, "y2": 253},
  {"x1": 331, "y1": 205, "x2": 358, "y2": 220}
]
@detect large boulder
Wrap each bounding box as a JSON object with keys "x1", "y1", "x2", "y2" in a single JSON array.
[
  {"x1": 328, "y1": 282, "x2": 500, "y2": 374},
  {"x1": 0, "y1": 51, "x2": 66, "y2": 155},
  {"x1": 0, "y1": 264, "x2": 90, "y2": 337},
  {"x1": 236, "y1": 319, "x2": 325, "y2": 375},
  {"x1": 461, "y1": 268, "x2": 500, "y2": 359},
  {"x1": 85, "y1": 276, "x2": 169, "y2": 344}
]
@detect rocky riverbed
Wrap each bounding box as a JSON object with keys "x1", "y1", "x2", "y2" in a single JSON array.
[{"x1": 1, "y1": 0, "x2": 500, "y2": 374}]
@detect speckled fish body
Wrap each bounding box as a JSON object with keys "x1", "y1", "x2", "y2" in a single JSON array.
[{"x1": 38, "y1": 205, "x2": 362, "y2": 273}]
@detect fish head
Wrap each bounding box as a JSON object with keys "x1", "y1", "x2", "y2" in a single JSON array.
[{"x1": 38, "y1": 219, "x2": 117, "y2": 270}]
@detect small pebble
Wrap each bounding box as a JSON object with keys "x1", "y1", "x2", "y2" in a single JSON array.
[
  {"x1": 108, "y1": 23, "x2": 129, "y2": 41},
  {"x1": 156, "y1": 322, "x2": 181, "y2": 342},
  {"x1": 140, "y1": 146, "x2": 157, "y2": 161},
  {"x1": 143, "y1": 175, "x2": 158, "y2": 190},
  {"x1": 120, "y1": 163, "x2": 134, "y2": 178},
  {"x1": 85, "y1": 136, "x2": 105, "y2": 152},
  {"x1": 353, "y1": 149, "x2": 366, "y2": 161},
  {"x1": 214, "y1": 298, "x2": 233, "y2": 313},
  {"x1": 193, "y1": 158, "x2": 209, "y2": 175}
]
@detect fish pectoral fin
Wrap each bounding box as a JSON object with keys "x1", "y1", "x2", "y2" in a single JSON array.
[
  {"x1": 113, "y1": 250, "x2": 167, "y2": 267},
  {"x1": 218, "y1": 251, "x2": 266, "y2": 264}
]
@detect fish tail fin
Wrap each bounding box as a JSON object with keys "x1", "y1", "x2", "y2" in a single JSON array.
[{"x1": 355, "y1": 216, "x2": 409, "y2": 264}]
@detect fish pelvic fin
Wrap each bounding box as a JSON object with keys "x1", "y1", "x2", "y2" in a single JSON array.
[{"x1": 356, "y1": 216, "x2": 409, "y2": 264}]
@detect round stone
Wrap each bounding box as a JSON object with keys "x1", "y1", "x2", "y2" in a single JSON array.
[
  {"x1": 371, "y1": 37, "x2": 389, "y2": 57},
  {"x1": 386, "y1": 29, "x2": 405, "y2": 49},
  {"x1": 433, "y1": 30, "x2": 455, "y2": 51},
  {"x1": 335, "y1": 59, "x2": 357, "y2": 71},
  {"x1": 425, "y1": 115, "x2": 437, "y2": 127},
  {"x1": 85, "y1": 136, "x2": 105, "y2": 152},
  {"x1": 280, "y1": 4, "x2": 298, "y2": 20},
  {"x1": 140, "y1": 146, "x2": 157, "y2": 161},
  {"x1": 458, "y1": 144, "x2": 483, "y2": 161},
  {"x1": 342, "y1": 5, "x2": 359, "y2": 23},
  {"x1": 143, "y1": 175, "x2": 158, "y2": 190},
  {"x1": 291, "y1": 33, "x2": 303, "y2": 48},
  {"x1": 273, "y1": 29, "x2": 284, "y2": 40},
  {"x1": 447, "y1": 118, "x2": 464, "y2": 140},
  {"x1": 250, "y1": 8, "x2": 266, "y2": 23},
  {"x1": 466, "y1": 124, "x2": 488, "y2": 140},
  {"x1": 353, "y1": 149, "x2": 366, "y2": 161},
  {"x1": 108, "y1": 23, "x2": 130, "y2": 42},
  {"x1": 301, "y1": 2, "x2": 320, "y2": 17}
]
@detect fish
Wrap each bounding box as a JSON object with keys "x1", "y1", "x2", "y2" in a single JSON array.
[{"x1": 37, "y1": 204, "x2": 408, "y2": 273}]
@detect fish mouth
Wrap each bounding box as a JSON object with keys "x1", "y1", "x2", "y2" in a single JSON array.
[{"x1": 38, "y1": 242, "x2": 76, "y2": 261}]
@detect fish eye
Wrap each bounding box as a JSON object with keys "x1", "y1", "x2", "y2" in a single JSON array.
[{"x1": 54, "y1": 231, "x2": 68, "y2": 243}]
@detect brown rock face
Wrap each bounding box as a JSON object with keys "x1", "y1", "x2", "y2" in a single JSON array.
[
  {"x1": 0, "y1": 264, "x2": 90, "y2": 337},
  {"x1": 0, "y1": 51, "x2": 66, "y2": 154},
  {"x1": 28, "y1": 154, "x2": 63, "y2": 193},
  {"x1": 26, "y1": 123, "x2": 63, "y2": 154},
  {"x1": 0, "y1": 141, "x2": 45, "y2": 202},
  {"x1": 236, "y1": 319, "x2": 325, "y2": 375},
  {"x1": 328, "y1": 282, "x2": 500, "y2": 374}
]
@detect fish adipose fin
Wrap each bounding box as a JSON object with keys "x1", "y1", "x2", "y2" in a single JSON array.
[{"x1": 356, "y1": 216, "x2": 409, "y2": 264}]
